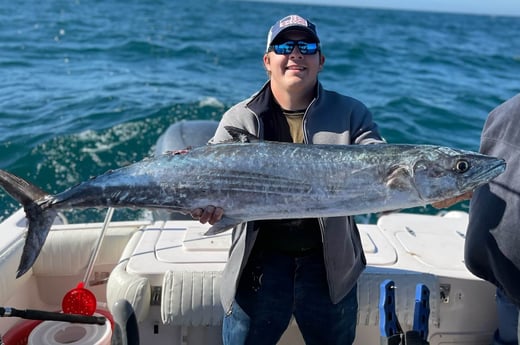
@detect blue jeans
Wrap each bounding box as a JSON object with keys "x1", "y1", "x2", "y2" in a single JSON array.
[
  {"x1": 222, "y1": 249, "x2": 358, "y2": 345},
  {"x1": 493, "y1": 288, "x2": 520, "y2": 345}
]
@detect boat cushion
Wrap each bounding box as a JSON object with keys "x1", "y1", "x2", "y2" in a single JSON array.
[
  {"x1": 106, "y1": 229, "x2": 151, "y2": 323},
  {"x1": 161, "y1": 270, "x2": 223, "y2": 326}
]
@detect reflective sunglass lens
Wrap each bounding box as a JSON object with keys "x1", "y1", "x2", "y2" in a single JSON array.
[
  {"x1": 274, "y1": 42, "x2": 295, "y2": 54},
  {"x1": 270, "y1": 41, "x2": 319, "y2": 55},
  {"x1": 298, "y1": 42, "x2": 318, "y2": 54}
]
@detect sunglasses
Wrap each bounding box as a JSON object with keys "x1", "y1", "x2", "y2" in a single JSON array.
[{"x1": 268, "y1": 40, "x2": 320, "y2": 55}]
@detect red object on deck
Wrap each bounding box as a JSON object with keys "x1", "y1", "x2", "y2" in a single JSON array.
[{"x1": 61, "y1": 282, "x2": 97, "y2": 316}]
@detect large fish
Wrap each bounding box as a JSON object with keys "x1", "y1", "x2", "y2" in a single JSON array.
[{"x1": 0, "y1": 127, "x2": 506, "y2": 277}]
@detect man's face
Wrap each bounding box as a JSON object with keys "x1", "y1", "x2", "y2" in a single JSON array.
[{"x1": 264, "y1": 30, "x2": 325, "y2": 94}]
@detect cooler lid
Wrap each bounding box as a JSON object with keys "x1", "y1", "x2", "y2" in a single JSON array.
[{"x1": 377, "y1": 212, "x2": 469, "y2": 271}]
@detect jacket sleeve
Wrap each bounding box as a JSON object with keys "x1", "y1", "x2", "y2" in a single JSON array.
[
  {"x1": 208, "y1": 100, "x2": 259, "y2": 145},
  {"x1": 350, "y1": 99, "x2": 385, "y2": 145},
  {"x1": 465, "y1": 93, "x2": 520, "y2": 304}
]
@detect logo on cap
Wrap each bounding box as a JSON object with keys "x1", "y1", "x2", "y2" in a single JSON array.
[{"x1": 279, "y1": 15, "x2": 308, "y2": 28}]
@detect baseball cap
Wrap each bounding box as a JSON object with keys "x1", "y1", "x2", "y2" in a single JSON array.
[{"x1": 266, "y1": 14, "x2": 320, "y2": 52}]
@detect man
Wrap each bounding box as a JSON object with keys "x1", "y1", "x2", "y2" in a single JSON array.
[
  {"x1": 465, "y1": 93, "x2": 520, "y2": 344},
  {"x1": 192, "y1": 14, "x2": 384, "y2": 344}
]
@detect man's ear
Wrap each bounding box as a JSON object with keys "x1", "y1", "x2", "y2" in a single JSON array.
[
  {"x1": 263, "y1": 54, "x2": 271, "y2": 71},
  {"x1": 319, "y1": 54, "x2": 325, "y2": 71}
]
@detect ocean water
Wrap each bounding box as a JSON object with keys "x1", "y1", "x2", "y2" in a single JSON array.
[{"x1": 0, "y1": 0, "x2": 519, "y2": 222}]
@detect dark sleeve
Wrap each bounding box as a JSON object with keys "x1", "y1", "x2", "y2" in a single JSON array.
[{"x1": 465, "y1": 93, "x2": 520, "y2": 305}]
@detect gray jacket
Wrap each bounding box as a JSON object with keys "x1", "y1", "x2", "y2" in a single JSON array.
[
  {"x1": 465, "y1": 93, "x2": 520, "y2": 306},
  {"x1": 211, "y1": 82, "x2": 385, "y2": 313}
]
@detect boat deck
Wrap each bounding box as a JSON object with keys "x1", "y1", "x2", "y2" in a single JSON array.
[{"x1": 106, "y1": 212, "x2": 497, "y2": 344}]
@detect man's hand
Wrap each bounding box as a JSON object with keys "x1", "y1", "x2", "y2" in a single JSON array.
[
  {"x1": 191, "y1": 206, "x2": 224, "y2": 225},
  {"x1": 431, "y1": 191, "x2": 473, "y2": 209}
]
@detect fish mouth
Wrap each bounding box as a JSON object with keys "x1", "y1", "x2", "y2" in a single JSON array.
[{"x1": 465, "y1": 159, "x2": 506, "y2": 189}]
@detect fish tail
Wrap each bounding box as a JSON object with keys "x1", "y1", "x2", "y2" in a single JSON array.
[{"x1": 0, "y1": 169, "x2": 57, "y2": 278}]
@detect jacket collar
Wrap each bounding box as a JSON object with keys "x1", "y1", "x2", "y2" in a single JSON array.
[{"x1": 247, "y1": 81, "x2": 322, "y2": 117}]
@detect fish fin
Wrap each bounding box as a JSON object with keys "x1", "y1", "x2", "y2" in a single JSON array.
[
  {"x1": 17, "y1": 206, "x2": 57, "y2": 277},
  {"x1": 203, "y1": 216, "x2": 242, "y2": 236},
  {"x1": 0, "y1": 169, "x2": 57, "y2": 278},
  {"x1": 223, "y1": 126, "x2": 260, "y2": 143},
  {"x1": 0, "y1": 169, "x2": 47, "y2": 203},
  {"x1": 385, "y1": 166, "x2": 414, "y2": 191}
]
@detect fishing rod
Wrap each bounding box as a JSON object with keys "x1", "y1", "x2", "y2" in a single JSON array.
[{"x1": 0, "y1": 306, "x2": 106, "y2": 325}]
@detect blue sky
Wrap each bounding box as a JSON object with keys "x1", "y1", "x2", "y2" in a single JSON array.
[{"x1": 270, "y1": 0, "x2": 520, "y2": 16}]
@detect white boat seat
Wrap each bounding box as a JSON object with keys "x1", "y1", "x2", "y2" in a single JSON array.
[
  {"x1": 161, "y1": 270, "x2": 223, "y2": 326},
  {"x1": 107, "y1": 220, "x2": 228, "y2": 325},
  {"x1": 106, "y1": 228, "x2": 151, "y2": 323}
]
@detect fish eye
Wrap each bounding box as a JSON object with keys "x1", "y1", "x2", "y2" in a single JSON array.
[{"x1": 455, "y1": 159, "x2": 470, "y2": 173}]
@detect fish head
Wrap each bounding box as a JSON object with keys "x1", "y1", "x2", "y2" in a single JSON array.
[{"x1": 409, "y1": 146, "x2": 506, "y2": 202}]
